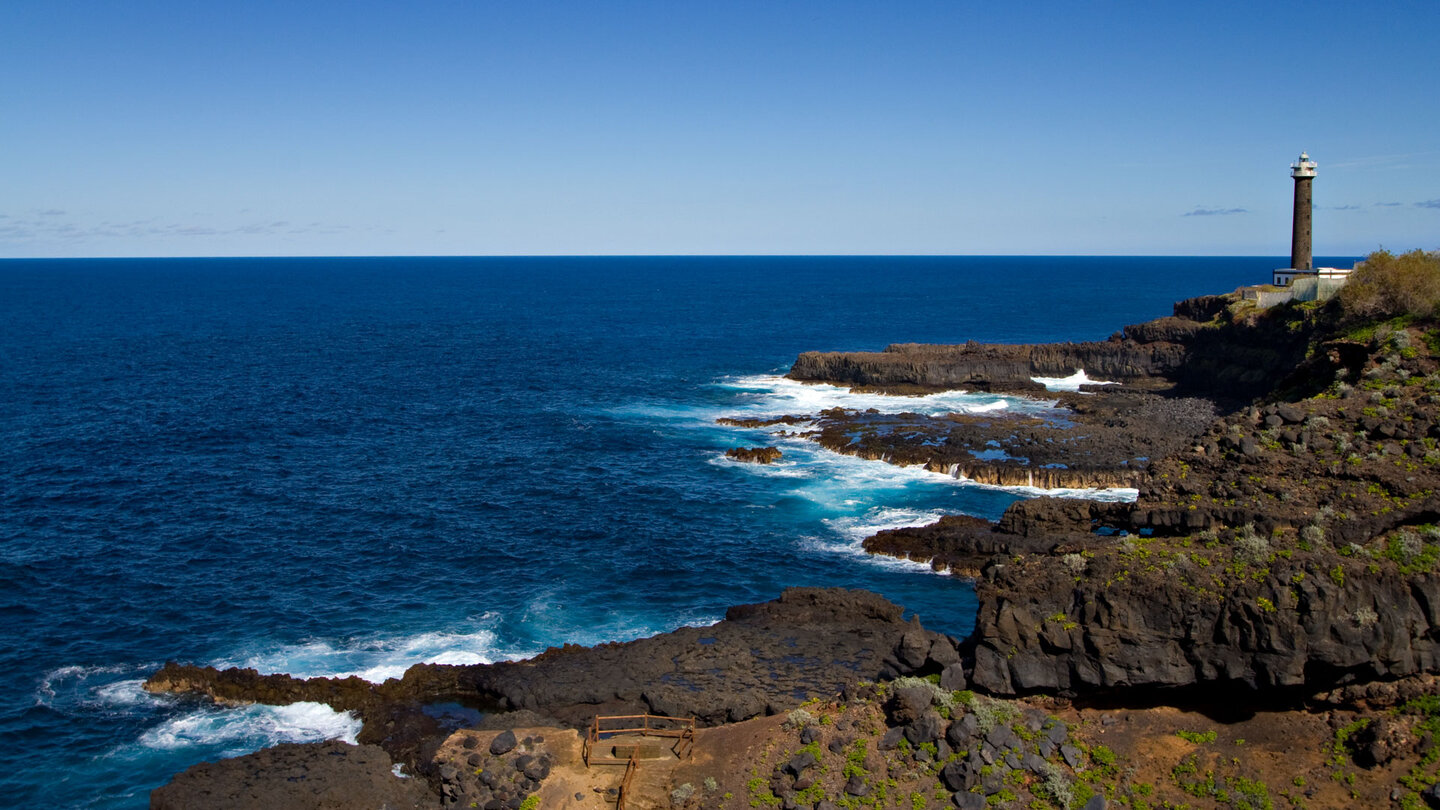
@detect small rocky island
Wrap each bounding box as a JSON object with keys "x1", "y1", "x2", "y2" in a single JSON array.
[{"x1": 146, "y1": 251, "x2": 1440, "y2": 809}]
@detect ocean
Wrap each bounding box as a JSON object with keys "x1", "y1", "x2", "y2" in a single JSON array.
[{"x1": 0, "y1": 255, "x2": 1355, "y2": 807}]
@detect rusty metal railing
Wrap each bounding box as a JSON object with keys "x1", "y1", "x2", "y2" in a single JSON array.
[{"x1": 582, "y1": 713, "x2": 697, "y2": 766}]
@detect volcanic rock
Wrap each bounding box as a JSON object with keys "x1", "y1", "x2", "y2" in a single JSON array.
[
  {"x1": 725, "y1": 446, "x2": 783, "y2": 464},
  {"x1": 149, "y1": 740, "x2": 437, "y2": 810}
]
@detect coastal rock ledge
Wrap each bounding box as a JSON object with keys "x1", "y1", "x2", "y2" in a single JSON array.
[{"x1": 145, "y1": 588, "x2": 963, "y2": 774}]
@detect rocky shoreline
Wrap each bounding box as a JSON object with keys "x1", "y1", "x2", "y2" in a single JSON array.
[{"x1": 144, "y1": 275, "x2": 1440, "y2": 808}]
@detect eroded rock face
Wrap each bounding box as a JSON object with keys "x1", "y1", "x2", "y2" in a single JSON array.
[
  {"x1": 967, "y1": 553, "x2": 1440, "y2": 697},
  {"x1": 787, "y1": 339, "x2": 1188, "y2": 391},
  {"x1": 149, "y1": 740, "x2": 438, "y2": 810},
  {"x1": 863, "y1": 501, "x2": 1128, "y2": 574},
  {"x1": 786, "y1": 292, "x2": 1329, "y2": 405}
]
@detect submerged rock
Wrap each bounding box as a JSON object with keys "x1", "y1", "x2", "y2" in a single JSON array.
[{"x1": 725, "y1": 445, "x2": 783, "y2": 464}]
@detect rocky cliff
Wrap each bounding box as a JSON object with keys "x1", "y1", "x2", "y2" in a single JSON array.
[
  {"x1": 787, "y1": 338, "x2": 1188, "y2": 392},
  {"x1": 968, "y1": 549, "x2": 1440, "y2": 697},
  {"x1": 787, "y1": 293, "x2": 1333, "y2": 405},
  {"x1": 844, "y1": 298, "x2": 1440, "y2": 703}
]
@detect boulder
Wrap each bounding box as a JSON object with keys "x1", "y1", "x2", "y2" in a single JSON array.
[{"x1": 489, "y1": 730, "x2": 517, "y2": 756}]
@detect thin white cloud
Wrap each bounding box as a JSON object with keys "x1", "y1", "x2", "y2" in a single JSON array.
[{"x1": 1182, "y1": 207, "x2": 1248, "y2": 217}]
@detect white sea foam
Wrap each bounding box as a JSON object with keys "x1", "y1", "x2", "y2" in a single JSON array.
[
  {"x1": 518, "y1": 590, "x2": 723, "y2": 649},
  {"x1": 35, "y1": 663, "x2": 156, "y2": 709},
  {"x1": 92, "y1": 678, "x2": 165, "y2": 708},
  {"x1": 137, "y1": 701, "x2": 361, "y2": 753},
  {"x1": 217, "y1": 618, "x2": 526, "y2": 683},
  {"x1": 1031, "y1": 369, "x2": 1116, "y2": 392},
  {"x1": 707, "y1": 453, "x2": 815, "y2": 478},
  {"x1": 715, "y1": 375, "x2": 1050, "y2": 418},
  {"x1": 805, "y1": 507, "x2": 951, "y2": 575},
  {"x1": 825, "y1": 506, "x2": 950, "y2": 542}
]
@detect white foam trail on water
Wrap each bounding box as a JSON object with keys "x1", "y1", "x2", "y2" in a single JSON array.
[
  {"x1": 518, "y1": 588, "x2": 724, "y2": 650},
  {"x1": 216, "y1": 617, "x2": 528, "y2": 683},
  {"x1": 806, "y1": 506, "x2": 951, "y2": 575},
  {"x1": 715, "y1": 374, "x2": 1053, "y2": 418},
  {"x1": 825, "y1": 507, "x2": 950, "y2": 542},
  {"x1": 136, "y1": 701, "x2": 361, "y2": 754},
  {"x1": 1031, "y1": 369, "x2": 1116, "y2": 391},
  {"x1": 92, "y1": 679, "x2": 164, "y2": 708},
  {"x1": 36, "y1": 663, "x2": 129, "y2": 699},
  {"x1": 706, "y1": 454, "x2": 815, "y2": 478},
  {"x1": 34, "y1": 663, "x2": 160, "y2": 710}
]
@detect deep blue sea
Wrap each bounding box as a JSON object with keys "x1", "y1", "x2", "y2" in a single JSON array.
[{"x1": 0, "y1": 256, "x2": 1356, "y2": 807}]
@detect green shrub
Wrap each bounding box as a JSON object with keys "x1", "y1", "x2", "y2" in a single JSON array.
[{"x1": 1339, "y1": 249, "x2": 1440, "y2": 321}]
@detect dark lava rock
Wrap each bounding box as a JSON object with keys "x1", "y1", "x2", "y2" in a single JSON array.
[
  {"x1": 878, "y1": 726, "x2": 906, "y2": 751},
  {"x1": 886, "y1": 684, "x2": 934, "y2": 726},
  {"x1": 929, "y1": 637, "x2": 963, "y2": 667},
  {"x1": 953, "y1": 793, "x2": 987, "y2": 810},
  {"x1": 521, "y1": 759, "x2": 548, "y2": 781},
  {"x1": 939, "y1": 663, "x2": 967, "y2": 691},
  {"x1": 725, "y1": 446, "x2": 783, "y2": 464},
  {"x1": 895, "y1": 623, "x2": 932, "y2": 669},
  {"x1": 939, "y1": 760, "x2": 970, "y2": 791},
  {"x1": 1352, "y1": 717, "x2": 1408, "y2": 768},
  {"x1": 150, "y1": 740, "x2": 438, "y2": 810},
  {"x1": 1045, "y1": 720, "x2": 1068, "y2": 744},
  {"x1": 844, "y1": 774, "x2": 871, "y2": 796},
  {"x1": 946, "y1": 714, "x2": 979, "y2": 747},
  {"x1": 1277, "y1": 402, "x2": 1305, "y2": 423},
  {"x1": 904, "y1": 711, "x2": 945, "y2": 746},
  {"x1": 146, "y1": 588, "x2": 955, "y2": 733},
  {"x1": 489, "y1": 730, "x2": 517, "y2": 756},
  {"x1": 984, "y1": 724, "x2": 1019, "y2": 751},
  {"x1": 785, "y1": 750, "x2": 818, "y2": 777},
  {"x1": 969, "y1": 549, "x2": 1440, "y2": 697}
]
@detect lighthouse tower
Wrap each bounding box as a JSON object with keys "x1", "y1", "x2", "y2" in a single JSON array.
[
  {"x1": 1290, "y1": 151, "x2": 1317, "y2": 272},
  {"x1": 1268, "y1": 151, "x2": 1350, "y2": 294}
]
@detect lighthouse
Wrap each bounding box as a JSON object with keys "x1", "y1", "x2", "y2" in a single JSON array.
[
  {"x1": 1290, "y1": 151, "x2": 1316, "y2": 272},
  {"x1": 1268, "y1": 151, "x2": 1351, "y2": 294}
]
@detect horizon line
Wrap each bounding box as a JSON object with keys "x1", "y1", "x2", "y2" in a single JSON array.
[{"x1": 0, "y1": 252, "x2": 1368, "y2": 262}]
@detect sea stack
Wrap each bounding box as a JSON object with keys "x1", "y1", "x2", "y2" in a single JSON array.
[{"x1": 1289, "y1": 151, "x2": 1316, "y2": 272}]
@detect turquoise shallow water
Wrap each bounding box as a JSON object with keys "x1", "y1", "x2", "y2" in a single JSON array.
[{"x1": 0, "y1": 255, "x2": 1354, "y2": 807}]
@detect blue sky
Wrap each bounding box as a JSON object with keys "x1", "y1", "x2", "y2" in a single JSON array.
[{"x1": 1, "y1": 1, "x2": 1435, "y2": 257}]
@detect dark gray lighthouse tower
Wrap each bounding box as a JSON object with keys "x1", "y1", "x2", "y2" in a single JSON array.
[{"x1": 1290, "y1": 151, "x2": 1317, "y2": 272}]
